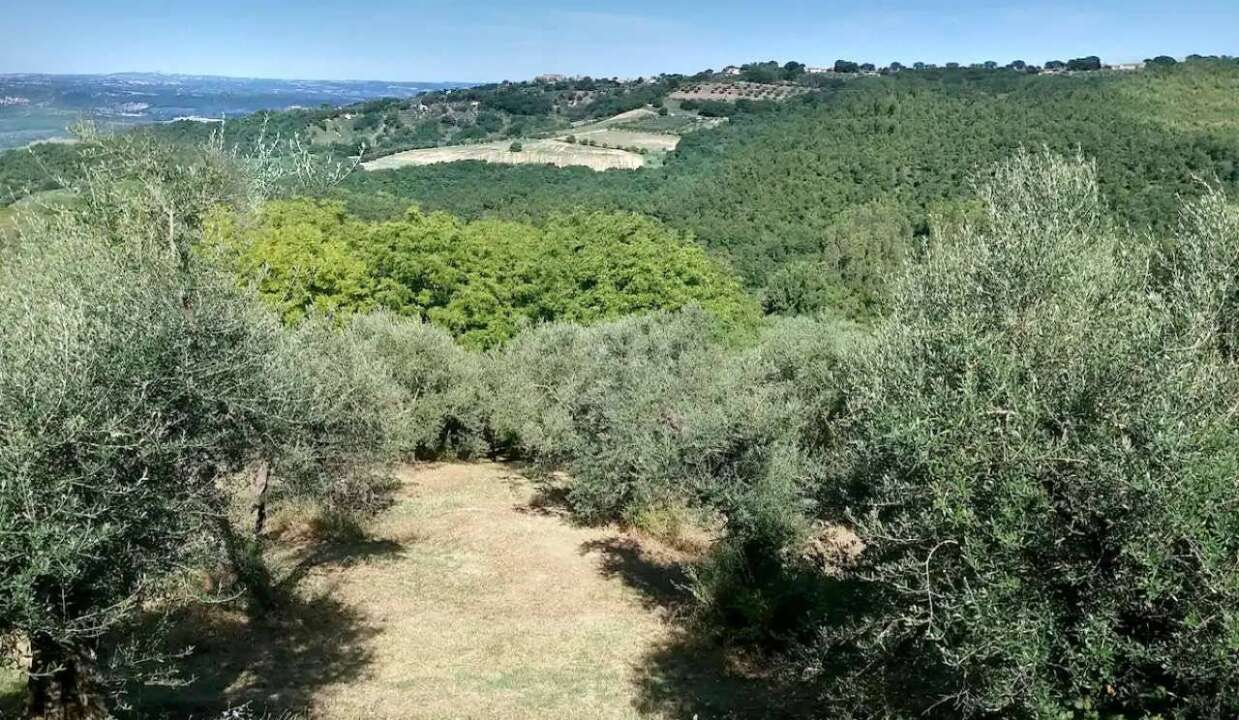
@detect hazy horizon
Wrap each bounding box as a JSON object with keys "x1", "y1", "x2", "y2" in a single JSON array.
[
  {"x1": 3, "y1": 0, "x2": 1235, "y2": 83},
  {"x1": 0, "y1": 70, "x2": 478, "y2": 84}
]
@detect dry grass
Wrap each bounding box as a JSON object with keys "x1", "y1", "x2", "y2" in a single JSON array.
[
  {"x1": 362, "y1": 140, "x2": 645, "y2": 172},
  {"x1": 130, "y1": 462, "x2": 786, "y2": 720},
  {"x1": 562, "y1": 129, "x2": 679, "y2": 152}
]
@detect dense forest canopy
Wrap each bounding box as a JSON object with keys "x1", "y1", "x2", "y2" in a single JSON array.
[{"x1": 206, "y1": 200, "x2": 759, "y2": 347}]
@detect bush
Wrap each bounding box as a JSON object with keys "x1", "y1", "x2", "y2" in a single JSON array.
[
  {"x1": 263, "y1": 315, "x2": 407, "y2": 522},
  {"x1": 0, "y1": 226, "x2": 291, "y2": 714},
  {"x1": 489, "y1": 309, "x2": 861, "y2": 529},
  {"x1": 0, "y1": 131, "x2": 398, "y2": 715},
  {"x1": 807, "y1": 150, "x2": 1239, "y2": 718},
  {"x1": 509, "y1": 141, "x2": 524, "y2": 153},
  {"x1": 345, "y1": 312, "x2": 489, "y2": 459},
  {"x1": 490, "y1": 309, "x2": 793, "y2": 523},
  {"x1": 490, "y1": 309, "x2": 860, "y2": 645}
]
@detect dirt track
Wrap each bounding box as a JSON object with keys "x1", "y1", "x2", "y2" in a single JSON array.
[{"x1": 138, "y1": 463, "x2": 784, "y2": 719}]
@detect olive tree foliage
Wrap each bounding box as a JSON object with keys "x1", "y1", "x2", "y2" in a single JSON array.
[
  {"x1": 256, "y1": 311, "x2": 492, "y2": 528},
  {"x1": 345, "y1": 312, "x2": 490, "y2": 460},
  {"x1": 0, "y1": 226, "x2": 293, "y2": 715},
  {"x1": 489, "y1": 309, "x2": 798, "y2": 524},
  {"x1": 0, "y1": 131, "x2": 389, "y2": 717},
  {"x1": 488, "y1": 307, "x2": 860, "y2": 641},
  {"x1": 807, "y1": 149, "x2": 1239, "y2": 719},
  {"x1": 256, "y1": 316, "x2": 408, "y2": 530}
]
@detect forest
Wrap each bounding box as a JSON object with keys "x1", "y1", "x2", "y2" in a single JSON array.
[{"x1": 2, "y1": 57, "x2": 1239, "y2": 720}]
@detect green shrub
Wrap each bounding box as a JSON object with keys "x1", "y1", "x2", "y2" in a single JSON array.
[
  {"x1": 490, "y1": 309, "x2": 792, "y2": 522},
  {"x1": 263, "y1": 314, "x2": 407, "y2": 519},
  {"x1": 686, "y1": 314, "x2": 859, "y2": 644},
  {"x1": 808, "y1": 149, "x2": 1239, "y2": 718},
  {"x1": 490, "y1": 309, "x2": 861, "y2": 645},
  {"x1": 345, "y1": 312, "x2": 490, "y2": 459},
  {"x1": 0, "y1": 227, "x2": 291, "y2": 713},
  {"x1": 488, "y1": 309, "x2": 860, "y2": 528},
  {"x1": 0, "y1": 131, "x2": 399, "y2": 715}
]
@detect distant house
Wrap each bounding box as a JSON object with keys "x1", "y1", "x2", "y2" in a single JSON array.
[
  {"x1": 805, "y1": 67, "x2": 833, "y2": 75},
  {"x1": 536, "y1": 74, "x2": 567, "y2": 83},
  {"x1": 721, "y1": 66, "x2": 742, "y2": 77},
  {"x1": 1110, "y1": 63, "x2": 1145, "y2": 72}
]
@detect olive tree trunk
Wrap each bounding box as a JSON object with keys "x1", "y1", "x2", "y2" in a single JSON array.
[
  {"x1": 25, "y1": 634, "x2": 108, "y2": 720},
  {"x1": 251, "y1": 460, "x2": 272, "y2": 538}
]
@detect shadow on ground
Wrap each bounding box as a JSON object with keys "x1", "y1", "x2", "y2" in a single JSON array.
[
  {"x1": 126, "y1": 531, "x2": 405, "y2": 719},
  {"x1": 582, "y1": 537, "x2": 816, "y2": 720},
  {"x1": 0, "y1": 666, "x2": 22, "y2": 718}
]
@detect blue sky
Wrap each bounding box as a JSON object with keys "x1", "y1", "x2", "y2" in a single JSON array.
[{"x1": 2, "y1": 0, "x2": 1234, "y2": 82}]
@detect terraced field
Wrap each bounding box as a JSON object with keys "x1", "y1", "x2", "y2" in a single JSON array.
[{"x1": 669, "y1": 82, "x2": 810, "y2": 103}]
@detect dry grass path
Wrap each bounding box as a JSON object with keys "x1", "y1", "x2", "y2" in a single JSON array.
[{"x1": 134, "y1": 462, "x2": 780, "y2": 719}]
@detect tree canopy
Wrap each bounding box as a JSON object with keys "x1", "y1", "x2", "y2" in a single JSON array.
[{"x1": 207, "y1": 200, "x2": 760, "y2": 347}]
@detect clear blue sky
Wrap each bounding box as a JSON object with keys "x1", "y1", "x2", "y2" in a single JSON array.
[{"x1": 2, "y1": 0, "x2": 1234, "y2": 82}]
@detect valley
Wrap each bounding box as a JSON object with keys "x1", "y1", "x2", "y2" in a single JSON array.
[{"x1": 4, "y1": 49, "x2": 1239, "y2": 720}]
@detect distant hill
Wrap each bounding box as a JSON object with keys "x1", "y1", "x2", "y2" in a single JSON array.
[
  {"x1": 5, "y1": 58, "x2": 1239, "y2": 320},
  {"x1": 0, "y1": 73, "x2": 474, "y2": 149},
  {"x1": 331, "y1": 59, "x2": 1239, "y2": 315}
]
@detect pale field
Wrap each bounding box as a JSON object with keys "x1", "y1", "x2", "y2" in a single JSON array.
[
  {"x1": 576, "y1": 107, "x2": 659, "y2": 128},
  {"x1": 563, "y1": 128, "x2": 680, "y2": 152},
  {"x1": 362, "y1": 139, "x2": 646, "y2": 171},
  {"x1": 126, "y1": 462, "x2": 787, "y2": 719}
]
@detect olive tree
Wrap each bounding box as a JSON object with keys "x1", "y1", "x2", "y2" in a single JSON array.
[
  {"x1": 0, "y1": 130, "x2": 387, "y2": 718},
  {"x1": 0, "y1": 229, "x2": 294, "y2": 716},
  {"x1": 812, "y1": 150, "x2": 1239, "y2": 718}
]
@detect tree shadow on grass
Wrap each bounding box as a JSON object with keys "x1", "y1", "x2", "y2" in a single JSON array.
[
  {"x1": 513, "y1": 483, "x2": 574, "y2": 520},
  {"x1": 582, "y1": 536, "x2": 820, "y2": 720},
  {"x1": 581, "y1": 537, "x2": 694, "y2": 614},
  {"x1": 0, "y1": 662, "x2": 23, "y2": 718},
  {"x1": 126, "y1": 531, "x2": 405, "y2": 719}
]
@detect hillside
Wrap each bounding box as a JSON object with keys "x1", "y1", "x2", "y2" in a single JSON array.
[
  {"x1": 337, "y1": 60, "x2": 1239, "y2": 313},
  {"x1": 5, "y1": 59, "x2": 1239, "y2": 318}
]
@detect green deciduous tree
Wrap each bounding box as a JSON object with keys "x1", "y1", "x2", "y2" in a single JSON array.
[{"x1": 210, "y1": 201, "x2": 761, "y2": 347}]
